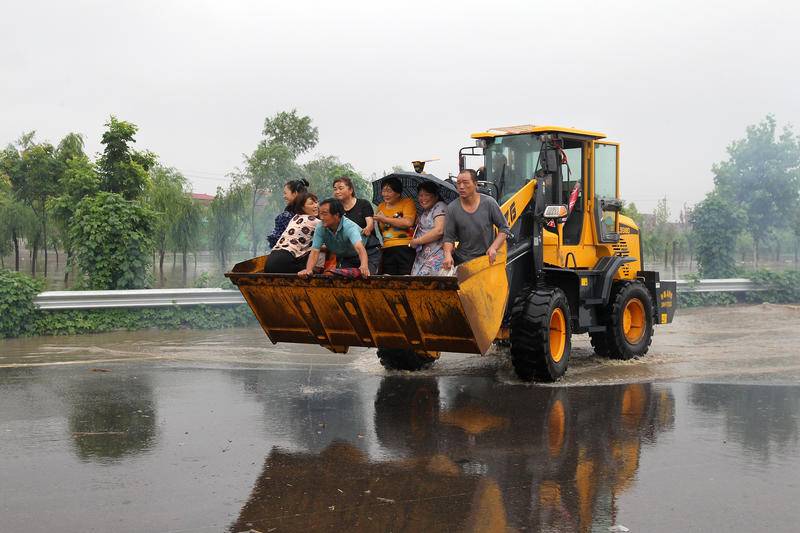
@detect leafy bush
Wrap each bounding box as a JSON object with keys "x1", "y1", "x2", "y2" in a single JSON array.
[
  {"x1": 690, "y1": 192, "x2": 747, "y2": 278},
  {"x1": 69, "y1": 192, "x2": 156, "y2": 289},
  {"x1": 678, "y1": 269, "x2": 800, "y2": 307},
  {"x1": 0, "y1": 269, "x2": 43, "y2": 338},
  {"x1": 743, "y1": 269, "x2": 800, "y2": 304},
  {"x1": 33, "y1": 305, "x2": 255, "y2": 336}
]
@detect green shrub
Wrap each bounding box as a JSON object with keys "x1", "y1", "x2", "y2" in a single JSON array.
[
  {"x1": 69, "y1": 192, "x2": 156, "y2": 289},
  {"x1": 742, "y1": 269, "x2": 800, "y2": 304},
  {"x1": 32, "y1": 304, "x2": 256, "y2": 336},
  {"x1": 678, "y1": 269, "x2": 800, "y2": 307},
  {"x1": 0, "y1": 269, "x2": 43, "y2": 338}
]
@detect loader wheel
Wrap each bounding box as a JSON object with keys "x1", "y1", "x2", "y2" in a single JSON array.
[
  {"x1": 604, "y1": 281, "x2": 654, "y2": 360},
  {"x1": 510, "y1": 288, "x2": 571, "y2": 382},
  {"x1": 377, "y1": 348, "x2": 438, "y2": 371}
]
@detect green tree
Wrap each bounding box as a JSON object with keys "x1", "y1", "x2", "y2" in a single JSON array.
[
  {"x1": 261, "y1": 109, "x2": 319, "y2": 158},
  {"x1": 97, "y1": 116, "x2": 156, "y2": 200},
  {"x1": 209, "y1": 183, "x2": 246, "y2": 268},
  {"x1": 168, "y1": 196, "x2": 203, "y2": 287},
  {"x1": 691, "y1": 192, "x2": 747, "y2": 278},
  {"x1": 620, "y1": 201, "x2": 643, "y2": 227},
  {"x1": 69, "y1": 192, "x2": 156, "y2": 289},
  {"x1": 48, "y1": 133, "x2": 99, "y2": 285},
  {"x1": 639, "y1": 197, "x2": 676, "y2": 265},
  {"x1": 1, "y1": 135, "x2": 62, "y2": 277},
  {"x1": 242, "y1": 110, "x2": 318, "y2": 256},
  {"x1": 712, "y1": 115, "x2": 800, "y2": 267},
  {"x1": 146, "y1": 165, "x2": 188, "y2": 282},
  {"x1": 303, "y1": 155, "x2": 371, "y2": 199},
  {"x1": 243, "y1": 142, "x2": 298, "y2": 255},
  {"x1": 0, "y1": 183, "x2": 37, "y2": 272},
  {"x1": 792, "y1": 203, "x2": 800, "y2": 266}
]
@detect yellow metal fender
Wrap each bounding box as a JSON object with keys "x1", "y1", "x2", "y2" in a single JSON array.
[{"x1": 454, "y1": 244, "x2": 508, "y2": 355}]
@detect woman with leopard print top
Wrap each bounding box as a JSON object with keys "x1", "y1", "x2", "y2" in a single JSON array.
[{"x1": 265, "y1": 193, "x2": 321, "y2": 273}]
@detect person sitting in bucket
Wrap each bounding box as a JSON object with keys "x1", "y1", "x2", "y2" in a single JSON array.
[
  {"x1": 442, "y1": 168, "x2": 511, "y2": 270},
  {"x1": 298, "y1": 198, "x2": 372, "y2": 278}
]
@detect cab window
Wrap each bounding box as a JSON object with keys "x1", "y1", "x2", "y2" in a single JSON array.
[
  {"x1": 594, "y1": 143, "x2": 618, "y2": 240},
  {"x1": 484, "y1": 135, "x2": 541, "y2": 203}
]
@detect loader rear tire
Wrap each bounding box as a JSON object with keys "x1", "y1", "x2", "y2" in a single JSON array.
[
  {"x1": 601, "y1": 281, "x2": 654, "y2": 360},
  {"x1": 510, "y1": 287, "x2": 571, "y2": 382},
  {"x1": 377, "y1": 348, "x2": 438, "y2": 371}
]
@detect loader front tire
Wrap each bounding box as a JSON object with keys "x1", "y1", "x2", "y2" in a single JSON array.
[
  {"x1": 602, "y1": 281, "x2": 654, "y2": 360},
  {"x1": 377, "y1": 348, "x2": 438, "y2": 371},
  {"x1": 510, "y1": 287, "x2": 571, "y2": 382}
]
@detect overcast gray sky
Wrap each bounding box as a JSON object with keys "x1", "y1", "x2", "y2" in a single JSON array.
[{"x1": 3, "y1": 0, "x2": 799, "y2": 217}]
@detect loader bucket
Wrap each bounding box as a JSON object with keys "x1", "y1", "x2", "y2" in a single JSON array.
[{"x1": 225, "y1": 247, "x2": 508, "y2": 356}]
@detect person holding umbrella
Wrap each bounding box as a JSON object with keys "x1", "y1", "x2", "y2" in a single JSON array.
[
  {"x1": 409, "y1": 181, "x2": 447, "y2": 275},
  {"x1": 374, "y1": 176, "x2": 417, "y2": 275}
]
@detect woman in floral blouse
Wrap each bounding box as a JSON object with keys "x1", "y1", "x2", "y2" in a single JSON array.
[
  {"x1": 265, "y1": 192, "x2": 320, "y2": 273},
  {"x1": 409, "y1": 181, "x2": 447, "y2": 275}
]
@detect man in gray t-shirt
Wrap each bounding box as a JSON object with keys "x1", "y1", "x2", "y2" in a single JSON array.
[{"x1": 443, "y1": 169, "x2": 511, "y2": 269}]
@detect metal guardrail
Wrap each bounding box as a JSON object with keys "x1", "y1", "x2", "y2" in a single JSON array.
[
  {"x1": 33, "y1": 279, "x2": 762, "y2": 310},
  {"x1": 675, "y1": 278, "x2": 761, "y2": 293},
  {"x1": 35, "y1": 288, "x2": 245, "y2": 310}
]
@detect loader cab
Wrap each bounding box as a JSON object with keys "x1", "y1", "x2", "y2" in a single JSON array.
[{"x1": 468, "y1": 125, "x2": 626, "y2": 270}]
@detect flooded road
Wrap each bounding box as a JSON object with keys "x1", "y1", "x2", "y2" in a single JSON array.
[{"x1": 1, "y1": 304, "x2": 799, "y2": 532}]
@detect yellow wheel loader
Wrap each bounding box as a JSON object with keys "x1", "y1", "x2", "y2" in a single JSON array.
[{"x1": 226, "y1": 125, "x2": 676, "y2": 381}]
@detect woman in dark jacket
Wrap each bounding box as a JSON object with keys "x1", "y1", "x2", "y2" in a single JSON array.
[{"x1": 266, "y1": 178, "x2": 309, "y2": 250}]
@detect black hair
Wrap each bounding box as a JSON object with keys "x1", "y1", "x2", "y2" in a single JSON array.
[
  {"x1": 285, "y1": 178, "x2": 309, "y2": 194},
  {"x1": 417, "y1": 180, "x2": 440, "y2": 198},
  {"x1": 290, "y1": 192, "x2": 319, "y2": 215},
  {"x1": 319, "y1": 198, "x2": 345, "y2": 217},
  {"x1": 332, "y1": 176, "x2": 354, "y2": 192},
  {"x1": 458, "y1": 169, "x2": 478, "y2": 183},
  {"x1": 381, "y1": 176, "x2": 403, "y2": 194}
]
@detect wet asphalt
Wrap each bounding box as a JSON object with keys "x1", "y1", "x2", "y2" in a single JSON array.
[{"x1": 1, "y1": 307, "x2": 800, "y2": 532}]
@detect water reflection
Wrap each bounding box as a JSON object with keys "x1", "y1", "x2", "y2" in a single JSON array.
[
  {"x1": 66, "y1": 374, "x2": 157, "y2": 462},
  {"x1": 235, "y1": 369, "x2": 369, "y2": 454},
  {"x1": 231, "y1": 379, "x2": 675, "y2": 532},
  {"x1": 689, "y1": 384, "x2": 800, "y2": 461}
]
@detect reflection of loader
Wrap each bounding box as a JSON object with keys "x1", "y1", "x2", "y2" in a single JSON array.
[
  {"x1": 372, "y1": 378, "x2": 676, "y2": 533},
  {"x1": 227, "y1": 125, "x2": 676, "y2": 381}
]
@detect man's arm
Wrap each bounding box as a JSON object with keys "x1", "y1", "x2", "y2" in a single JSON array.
[
  {"x1": 353, "y1": 241, "x2": 370, "y2": 277},
  {"x1": 441, "y1": 204, "x2": 458, "y2": 270},
  {"x1": 442, "y1": 242, "x2": 455, "y2": 270},
  {"x1": 298, "y1": 248, "x2": 321, "y2": 278},
  {"x1": 486, "y1": 198, "x2": 511, "y2": 265},
  {"x1": 486, "y1": 232, "x2": 507, "y2": 265}
]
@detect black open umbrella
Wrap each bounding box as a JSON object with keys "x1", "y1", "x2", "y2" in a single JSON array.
[{"x1": 371, "y1": 172, "x2": 459, "y2": 209}]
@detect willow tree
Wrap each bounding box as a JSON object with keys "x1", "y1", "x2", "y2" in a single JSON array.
[{"x1": 712, "y1": 115, "x2": 800, "y2": 267}]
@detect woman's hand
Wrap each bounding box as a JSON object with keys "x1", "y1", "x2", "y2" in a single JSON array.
[
  {"x1": 442, "y1": 253, "x2": 454, "y2": 271},
  {"x1": 362, "y1": 227, "x2": 373, "y2": 236}
]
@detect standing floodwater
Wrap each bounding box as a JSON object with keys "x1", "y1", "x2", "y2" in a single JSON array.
[{"x1": 1, "y1": 305, "x2": 800, "y2": 532}]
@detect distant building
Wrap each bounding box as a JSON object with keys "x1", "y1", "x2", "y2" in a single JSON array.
[{"x1": 189, "y1": 193, "x2": 215, "y2": 206}]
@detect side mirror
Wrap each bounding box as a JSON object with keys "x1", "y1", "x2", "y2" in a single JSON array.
[{"x1": 600, "y1": 197, "x2": 624, "y2": 212}]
